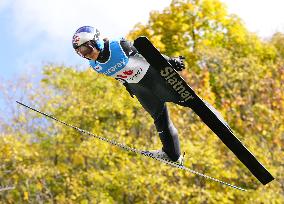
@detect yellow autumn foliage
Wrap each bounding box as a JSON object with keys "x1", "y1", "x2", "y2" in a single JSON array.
[{"x1": 0, "y1": 0, "x2": 283, "y2": 203}]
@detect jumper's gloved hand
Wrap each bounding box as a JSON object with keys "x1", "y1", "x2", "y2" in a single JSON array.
[{"x1": 169, "y1": 56, "x2": 185, "y2": 71}]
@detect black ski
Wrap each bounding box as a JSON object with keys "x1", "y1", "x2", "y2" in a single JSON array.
[{"x1": 133, "y1": 36, "x2": 274, "y2": 185}]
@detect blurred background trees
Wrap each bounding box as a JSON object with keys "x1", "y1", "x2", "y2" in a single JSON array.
[{"x1": 1, "y1": 0, "x2": 283, "y2": 203}]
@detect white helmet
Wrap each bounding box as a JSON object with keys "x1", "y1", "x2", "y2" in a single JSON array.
[{"x1": 72, "y1": 26, "x2": 103, "y2": 50}]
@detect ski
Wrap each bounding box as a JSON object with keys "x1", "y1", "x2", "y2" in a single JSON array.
[
  {"x1": 133, "y1": 36, "x2": 274, "y2": 185},
  {"x1": 17, "y1": 101, "x2": 247, "y2": 191},
  {"x1": 0, "y1": 186, "x2": 15, "y2": 192}
]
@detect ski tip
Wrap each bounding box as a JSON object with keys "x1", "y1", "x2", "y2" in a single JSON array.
[{"x1": 134, "y1": 36, "x2": 149, "y2": 45}]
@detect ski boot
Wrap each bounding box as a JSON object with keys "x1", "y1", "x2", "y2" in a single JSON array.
[{"x1": 142, "y1": 149, "x2": 184, "y2": 166}]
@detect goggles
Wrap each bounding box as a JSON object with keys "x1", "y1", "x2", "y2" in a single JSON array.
[{"x1": 75, "y1": 42, "x2": 94, "y2": 58}]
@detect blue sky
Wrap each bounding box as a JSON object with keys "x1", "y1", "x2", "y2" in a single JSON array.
[{"x1": 0, "y1": 0, "x2": 284, "y2": 81}]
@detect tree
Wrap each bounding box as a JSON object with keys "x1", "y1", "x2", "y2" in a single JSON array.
[{"x1": 1, "y1": 0, "x2": 283, "y2": 203}]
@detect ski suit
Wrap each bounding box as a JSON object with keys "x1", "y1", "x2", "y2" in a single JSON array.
[{"x1": 89, "y1": 38, "x2": 183, "y2": 161}]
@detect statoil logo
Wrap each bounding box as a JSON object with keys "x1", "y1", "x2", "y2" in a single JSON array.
[{"x1": 103, "y1": 58, "x2": 127, "y2": 76}]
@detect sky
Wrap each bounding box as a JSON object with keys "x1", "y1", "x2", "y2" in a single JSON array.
[{"x1": 0, "y1": 0, "x2": 284, "y2": 81}]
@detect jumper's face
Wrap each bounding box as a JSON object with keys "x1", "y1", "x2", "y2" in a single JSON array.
[{"x1": 75, "y1": 42, "x2": 100, "y2": 60}]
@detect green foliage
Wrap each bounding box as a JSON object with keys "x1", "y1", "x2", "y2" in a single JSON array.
[{"x1": 1, "y1": 0, "x2": 283, "y2": 203}]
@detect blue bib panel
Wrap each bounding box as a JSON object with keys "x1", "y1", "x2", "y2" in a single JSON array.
[{"x1": 89, "y1": 39, "x2": 129, "y2": 76}]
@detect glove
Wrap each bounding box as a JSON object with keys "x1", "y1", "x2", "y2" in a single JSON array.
[{"x1": 169, "y1": 56, "x2": 185, "y2": 71}]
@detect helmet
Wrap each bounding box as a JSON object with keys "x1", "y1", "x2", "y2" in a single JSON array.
[{"x1": 72, "y1": 26, "x2": 103, "y2": 51}]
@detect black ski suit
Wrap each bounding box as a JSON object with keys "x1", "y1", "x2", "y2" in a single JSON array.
[{"x1": 90, "y1": 38, "x2": 184, "y2": 161}]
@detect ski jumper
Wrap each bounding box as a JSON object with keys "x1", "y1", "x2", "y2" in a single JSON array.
[{"x1": 89, "y1": 38, "x2": 182, "y2": 161}]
